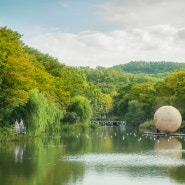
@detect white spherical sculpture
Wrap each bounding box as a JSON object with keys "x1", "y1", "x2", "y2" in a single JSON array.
[{"x1": 153, "y1": 106, "x2": 182, "y2": 133}]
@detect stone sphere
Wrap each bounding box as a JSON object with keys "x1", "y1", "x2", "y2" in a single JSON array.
[{"x1": 153, "y1": 106, "x2": 182, "y2": 133}]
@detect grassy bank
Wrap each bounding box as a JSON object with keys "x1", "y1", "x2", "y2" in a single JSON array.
[
  {"x1": 0, "y1": 122, "x2": 100, "y2": 142},
  {"x1": 61, "y1": 122, "x2": 100, "y2": 132},
  {"x1": 0, "y1": 126, "x2": 29, "y2": 142}
]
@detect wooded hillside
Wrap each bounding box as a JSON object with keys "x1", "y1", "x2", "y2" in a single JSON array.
[
  {"x1": 113, "y1": 61, "x2": 185, "y2": 76},
  {"x1": 1, "y1": 27, "x2": 185, "y2": 133}
]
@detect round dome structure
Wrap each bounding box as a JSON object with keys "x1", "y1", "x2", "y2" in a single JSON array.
[{"x1": 153, "y1": 106, "x2": 182, "y2": 133}]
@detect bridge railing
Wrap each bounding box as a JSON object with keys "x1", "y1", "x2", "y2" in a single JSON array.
[{"x1": 92, "y1": 120, "x2": 126, "y2": 126}]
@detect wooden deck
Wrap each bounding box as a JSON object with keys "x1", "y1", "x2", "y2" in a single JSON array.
[{"x1": 143, "y1": 132, "x2": 185, "y2": 137}]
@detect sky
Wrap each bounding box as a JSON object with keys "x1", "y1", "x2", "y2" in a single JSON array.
[{"x1": 1, "y1": 0, "x2": 185, "y2": 68}]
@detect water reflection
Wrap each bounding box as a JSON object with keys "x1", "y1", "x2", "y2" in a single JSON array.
[
  {"x1": 0, "y1": 127, "x2": 185, "y2": 185},
  {"x1": 153, "y1": 136, "x2": 185, "y2": 184},
  {"x1": 154, "y1": 137, "x2": 182, "y2": 159},
  {"x1": 14, "y1": 145, "x2": 25, "y2": 164}
]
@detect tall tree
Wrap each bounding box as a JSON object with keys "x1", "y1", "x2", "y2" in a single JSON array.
[{"x1": 67, "y1": 95, "x2": 92, "y2": 124}]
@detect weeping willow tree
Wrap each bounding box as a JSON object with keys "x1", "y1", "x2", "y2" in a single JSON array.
[{"x1": 24, "y1": 89, "x2": 63, "y2": 134}]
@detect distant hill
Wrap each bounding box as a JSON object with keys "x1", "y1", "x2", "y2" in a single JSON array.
[{"x1": 113, "y1": 61, "x2": 185, "y2": 75}]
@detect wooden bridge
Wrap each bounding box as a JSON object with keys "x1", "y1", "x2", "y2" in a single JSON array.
[{"x1": 93, "y1": 120, "x2": 126, "y2": 126}]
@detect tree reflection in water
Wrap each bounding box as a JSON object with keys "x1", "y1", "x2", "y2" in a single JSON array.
[
  {"x1": 14, "y1": 145, "x2": 25, "y2": 164},
  {"x1": 0, "y1": 128, "x2": 185, "y2": 185}
]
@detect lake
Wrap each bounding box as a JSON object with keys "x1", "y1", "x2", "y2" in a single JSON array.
[{"x1": 1, "y1": 126, "x2": 185, "y2": 185}]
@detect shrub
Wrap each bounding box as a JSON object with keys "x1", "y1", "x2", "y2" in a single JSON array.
[
  {"x1": 62, "y1": 112, "x2": 80, "y2": 124},
  {"x1": 139, "y1": 120, "x2": 155, "y2": 132},
  {"x1": 89, "y1": 122, "x2": 100, "y2": 129}
]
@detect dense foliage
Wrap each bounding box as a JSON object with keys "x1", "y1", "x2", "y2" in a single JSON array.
[
  {"x1": 114, "y1": 61, "x2": 185, "y2": 75},
  {"x1": 64, "y1": 95, "x2": 92, "y2": 124},
  {"x1": 1, "y1": 26, "x2": 185, "y2": 134}
]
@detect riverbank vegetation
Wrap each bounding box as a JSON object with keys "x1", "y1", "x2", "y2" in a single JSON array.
[{"x1": 1, "y1": 26, "x2": 185, "y2": 137}]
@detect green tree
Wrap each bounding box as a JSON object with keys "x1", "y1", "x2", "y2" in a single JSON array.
[
  {"x1": 0, "y1": 27, "x2": 37, "y2": 124},
  {"x1": 125, "y1": 100, "x2": 147, "y2": 126},
  {"x1": 168, "y1": 70, "x2": 185, "y2": 118},
  {"x1": 66, "y1": 96, "x2": 92, "y2": 124},
  {"x1": 25, "y1": 47, "x2": 88, "y2": 97},
  {"x1": 24, "y1": 89, "x2": 63, "y2": 134},
  {"x1": 154, "y1": 70, "x2": 185, "y2": 111}
]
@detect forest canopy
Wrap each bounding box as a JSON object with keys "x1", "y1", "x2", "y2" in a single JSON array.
[{"x1": 1, "y1": 27, "x2": 185, "y2": 133}]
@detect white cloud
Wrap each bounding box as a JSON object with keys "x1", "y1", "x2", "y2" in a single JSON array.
[
  {"x1": 20, "y1": 0, "x2": 185, "y2": 68},
  {"x1": 26, "y1": 24, "x2": 185, "y2": 68},
  {"x1": 99, "y1": 0, "x2": 185, "y2": 29}
]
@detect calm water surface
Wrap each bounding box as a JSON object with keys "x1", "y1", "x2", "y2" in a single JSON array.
[{"x1": 1, "y1": 126, "x2": 185, "y2": 185}]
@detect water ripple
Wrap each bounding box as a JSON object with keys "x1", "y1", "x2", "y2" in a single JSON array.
[{"x1": 62, "y1": 151, "x2": 185, "y2": 167}]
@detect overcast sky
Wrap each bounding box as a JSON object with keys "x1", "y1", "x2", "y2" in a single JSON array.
[{"x1": 1, "y1": 0, "x2": 185, "y2": 68}]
